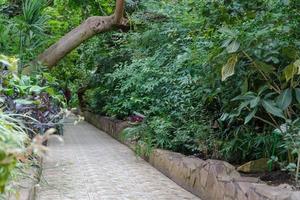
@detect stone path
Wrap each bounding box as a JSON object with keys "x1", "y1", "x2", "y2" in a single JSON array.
[{"x1": 36, "y1": 118, "x2": 200, "y2": 200}]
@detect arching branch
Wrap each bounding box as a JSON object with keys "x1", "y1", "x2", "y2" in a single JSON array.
[{"x1": 30, "y1": 0, "x2": 126, "y2": 70}]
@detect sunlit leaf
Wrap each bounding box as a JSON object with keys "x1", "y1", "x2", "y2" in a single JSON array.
[
  {"x1": 222, "y1": 54, "x2": 238, "y2": 81},
  {"x1": 283, "y1": 59, "x2": 300, "y2": 81},
  {"x1": 283, "y1": 64, "x2": 296, "y2": 82},
  {"x1": 294, "y1": 59, "x2": 300, "y2": 75},
  {"x1": 226, "y1": 40, "x2": 240, "y2": 53}
]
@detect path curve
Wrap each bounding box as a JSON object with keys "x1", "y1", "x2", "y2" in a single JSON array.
[{"x1": 36, "y1": 118, "x2": 200, "y2": 200}]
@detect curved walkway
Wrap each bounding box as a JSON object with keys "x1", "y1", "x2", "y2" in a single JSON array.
[{"x1": 36, "y1": 118, "x2": 200, "y2": 200}]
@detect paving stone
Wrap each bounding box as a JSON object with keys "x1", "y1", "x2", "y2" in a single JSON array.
[{"x1": 36, "y1": 118, "x2": 199, "y2": 200}]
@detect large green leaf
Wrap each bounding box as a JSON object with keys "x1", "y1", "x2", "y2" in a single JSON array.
[
  {"x1": 262, "y1": 100, "x2": 285, "y2": 119},
  {"x1": 255, "y1": 61, "x2": 274, "y2": 74},
  {"x1": 221, "y1": 54, "x2": 238, "y2": 81},
  {"x1": 295, "y1": 88, "x2": 300, "y2": 104},
  {"x1": 226, "y1": 40, "x2": 240, "y2": 53},
  {"x1": 250, "y1": 97, "x2": 260, "y2": 108},
  {"x1": 276, "y1": 88, "x2": 292, "y2": 110},
  {"x1": 244, "y1": 108, "x2": 257, "y2": 124}
]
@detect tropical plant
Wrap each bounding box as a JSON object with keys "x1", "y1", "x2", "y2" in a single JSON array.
[{"x1": 0, "y1": 111, "x2": 28, "y2": 193}]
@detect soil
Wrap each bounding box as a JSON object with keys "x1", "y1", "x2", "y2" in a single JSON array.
[
  {"x1": 193, "y1": 152, "x2": 298, "y2": 189},
  {"x1": 241, "y1": 170, "x2": 296, "y2": 188}
]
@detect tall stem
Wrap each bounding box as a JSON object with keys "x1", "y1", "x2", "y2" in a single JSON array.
[{"x1": 242, "y1": 51, "x2": 281, "y2": 93}]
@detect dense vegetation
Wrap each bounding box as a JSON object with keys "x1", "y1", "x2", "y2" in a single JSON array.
[
  {"x1": 1, "y1": 0, "x2": 300, "y2": 192},
  {"x1": 80, "y1": 1, "x2": 299, "y2": 162},
  {"x1": 0, "y1": 0, "x2": 65, "y2": 196},
  {"x1": 81, "y1": 0, "x2": 300, "y2": 179}
]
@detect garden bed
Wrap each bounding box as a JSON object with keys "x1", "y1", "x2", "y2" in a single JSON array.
[{"x1": 83, "y1": 111, "x2": 300, "y2": 200}]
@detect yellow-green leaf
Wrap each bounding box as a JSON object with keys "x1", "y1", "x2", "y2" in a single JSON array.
[
  {"x1": 226, "y1": 40, "x2": 240, "y2": 53},
  {"x1": 283, "y1": 64, "x2": 297, "y2": 81},
  {"x1": 222, "y1": 54, "x2": 238, "y2": 81},
  {"x1": 283, "y1": 59, "x2": 300, "y2": 81},
  {"x1": 294, "y1": 59, "x2": 300, "y2": 75}
]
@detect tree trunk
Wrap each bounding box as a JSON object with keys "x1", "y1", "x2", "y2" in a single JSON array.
[{"x1": 28, "y1": 0, "x2": 126, "y2": 70}]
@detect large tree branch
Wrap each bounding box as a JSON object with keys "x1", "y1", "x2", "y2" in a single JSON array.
[
  {"x1": 114, "y1": 0, "x2": 125, "y2": 23},
  {"x1": 29, "y1": 0, "x2": 126, "y2": 70}
]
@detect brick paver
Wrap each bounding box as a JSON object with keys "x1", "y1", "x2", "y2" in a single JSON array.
[{"x1": 36, "y1": 118, "x2": 200, "y2": 200}]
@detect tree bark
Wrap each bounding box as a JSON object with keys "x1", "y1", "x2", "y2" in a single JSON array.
[{"x1": 31, "y1": 0, "x2": 126, "y2": 69}]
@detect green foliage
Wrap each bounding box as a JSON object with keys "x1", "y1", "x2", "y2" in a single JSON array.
[
  {"x1": 2, "y1": 0, "x2": 300, "y2": 185},
  {"x1": 0, "y1": 112, "x2": 27, "y2": 193},
  {"x1": 78, "y1": 0, "x2": 300, "y2": 173},
  {"x1": 0, "y1": 54, "x2": 63, "y2": 194}
]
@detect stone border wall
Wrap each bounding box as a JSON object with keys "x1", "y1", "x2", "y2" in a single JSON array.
[
  {"x1": 4, "y1": 164, "x2": 41, "y2": 200},
  {"x1": 83, "y1": 111, "x2": 300, "y2": 200}
]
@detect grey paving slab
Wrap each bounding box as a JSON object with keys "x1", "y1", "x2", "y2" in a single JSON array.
[{"x1": 36, "y1": 119, "x2": 200, "y2": 200}]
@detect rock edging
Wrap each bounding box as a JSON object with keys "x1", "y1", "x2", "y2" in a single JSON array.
[
  {"x1": 3, "y1": 164, "x2": 41, "y2": 200},
  {"x1": 83, "y1": 111, "x2": 300, "y2": 200}
]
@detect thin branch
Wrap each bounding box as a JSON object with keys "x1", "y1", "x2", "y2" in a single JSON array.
[
  {"x1": 253, "y1": 116, "x2": 278, "y2": 129},
  {"x1": 242, "y1": 51, "x2": 281, "y2": 93}
]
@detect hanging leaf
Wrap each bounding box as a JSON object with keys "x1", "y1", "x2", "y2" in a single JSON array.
[
  {"x1": 221, "y1": 54, "x2": 238, "y2": 81},
  {"x1": 294, "y1": 59, "x2": 300, "y2": 74},
  {"x1": 295, "y1": 88, "x2": 300, "y2": 104},
  {"x1": 283, "y1": 59, "x2": 300, "y2": 81},
  {"x1": 255, "y1": 61, "x2": 275, "y2": 74},
  {"x1": 262, "y1": 100, "x2": 285, "y2": 119},
  {"x1": 226, "y1": 40, "x2": 240, "y2": 53},
  {"x1": 276, "y1": 88, "x2": 292, "y2": 110},
  {"x1": 244, "y1": 108, "x2": 257, "y2": 124},
  {"x1": 283, "y1": 64, "x2": 297, "y2": 82}
]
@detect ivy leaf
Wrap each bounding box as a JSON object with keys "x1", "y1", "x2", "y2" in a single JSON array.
[
  {"x1": 222, "y1": 54, "x2": 238, "y2": 81},
  {"x1": 262, "y1": 100, "x2": 285, "y2": 119},
  {"x1": 244, "y1": 108, "x2": 257, "y2": 124},
  {"x1": 295, "y1": 88, "x2": 300, "y2": 103},
  {"x1": 226, "y1": 40, "x2": 240, "y2": 53},
  {"x1": 276, "y1": 88, "x2": 292, "y2": 110}
]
